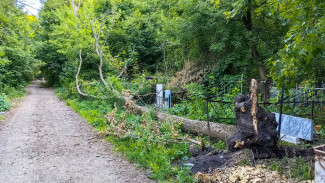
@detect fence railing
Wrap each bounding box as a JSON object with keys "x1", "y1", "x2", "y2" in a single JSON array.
[
  {"x1": 205, "y1": 99, "x2": 236, "y2": 125},
  {"x1": 205, "y1": 95, "x2": 325, "y2": 125}
]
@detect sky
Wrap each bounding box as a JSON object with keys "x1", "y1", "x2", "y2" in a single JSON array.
[{"x1": 21, "y1": 0, "x2": 42, "y2": 17}]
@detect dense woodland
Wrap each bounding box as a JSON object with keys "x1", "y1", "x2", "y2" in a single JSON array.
[{"x1": 1, "y1": 0, "x2": 325, "y2": 181}]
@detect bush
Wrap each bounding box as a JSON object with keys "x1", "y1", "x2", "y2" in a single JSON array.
[{"x1": 0, "y1": 94, "x2": 10, "y2": 112}]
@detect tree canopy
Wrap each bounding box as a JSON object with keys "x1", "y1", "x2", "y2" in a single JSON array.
[{"x1": 1, "y1": 0, "x2": 324, "y2": 94}]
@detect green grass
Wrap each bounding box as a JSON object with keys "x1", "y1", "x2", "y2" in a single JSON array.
[
  {"x1": 268, "y1": 156, "x2": 313, "y2": 180},
  {"x1": 0, "y1": 85, "x2": 26, "y2": 112},
  {"x1": 58, "y1": 89, "x2": 197, "y2": 182},
  {"x1": 56, "y1": 86, "x2": 316, "y2": 182}
]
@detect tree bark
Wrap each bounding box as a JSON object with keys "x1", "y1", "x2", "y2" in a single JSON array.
[
  {"x1": 124, "y1": 96, "x2": 236, "y2": 140},
  {"x1": 242, "y1": 5, "x2": 268, "y2": 101},
  {"x1": 242, "y1": 7, "x2": 266, "y2": 81},
  {"x1": 75, "y1": 49, "x2": 98, "y2": 98}
]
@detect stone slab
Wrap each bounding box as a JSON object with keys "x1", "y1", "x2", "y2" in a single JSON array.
[
  {"x1": 280, "y1": 134, "x2": 301, "y2": 144},
  {"x1": 156, "y1": 84, "x2": 163, "y2": 108},
  {"x1": 274, "y1": 113, "x2": 313, "y2": 141},
  {"x1": 165, "y1": 90, "x2": 171, "y2": 108}
]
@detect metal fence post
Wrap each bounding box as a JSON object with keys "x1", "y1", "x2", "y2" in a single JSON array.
[
  {"x1": 311, "y1": 97, "x2": 315, "y2": 120},
  {"x1": 206, "y1": 98, "x2": 211, "y2": 146},
  {"x1": 278, "y1": 88, "x2": 285, "y2": 139}
]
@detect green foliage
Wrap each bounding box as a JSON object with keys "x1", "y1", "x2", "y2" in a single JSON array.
[
  {"x1": 168, "y1": 83, "x2": 237, "y2": 125},
  {"x1": 21, "y1": 1, "x2": 325, "y2": 181},
  {"x1": 57, "y1": 89, "x2": 194, "y2": 181},
  {"x1": 269, "y1": 157, "x2": 313, "y2": 181},
  {"x1": 0, "y1": 94, "x2": 10, "y2": 112},
  {"x1": 0, "y1": 0, "x2": 41, "y2": 88},
  {"x1": 212, "y1": 140, "x2": 227, "y2": 150},
  {"x1": 290, "y1": 157, "x2": 313, "y2": 180},
  {"x1": 268, "y1": 0, "x2": 325, "y2": 88},
  {"x1": 204, "y1": 69, "x2": 243, "y2": 98},
  {"x1": 175, "y1": 166, "x2": 198, "y2": 183}
]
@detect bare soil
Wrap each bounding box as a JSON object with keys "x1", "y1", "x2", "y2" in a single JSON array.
[
  {"x1": 186, "y1": 145, "x2": 314, "y2": 175},
  {"x1": 0, "y1": 81, "x2": 153, "y2": 183}
]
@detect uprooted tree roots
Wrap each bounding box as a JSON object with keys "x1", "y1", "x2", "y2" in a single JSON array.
[
  {"x1": 227, "y1": 79, "x2": 279, "y2": 158},
  {"x1": 122, "y1": 79, "x2": 314, "y2": 182},
  {"x1": 187, "y1": 79, "x2": 314, "y2": 182}
]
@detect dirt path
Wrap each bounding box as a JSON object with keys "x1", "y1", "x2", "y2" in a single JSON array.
[{"x1": 0, "y1": 81, "x2": 153, "y2": 183}]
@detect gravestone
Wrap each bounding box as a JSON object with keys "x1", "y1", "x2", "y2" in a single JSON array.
[
  {"x1": 274, "y1": 113, "x2": 314, "y2": 141},
  {"x1": 156, "y1": 84, "x2": 163, "y2": 108},
  {"x1": 164, "y1": 90, "x2": 171, "y2": 108},
  {"x1": 279, "y1": 134, "x2": 301, "y2": 144}
]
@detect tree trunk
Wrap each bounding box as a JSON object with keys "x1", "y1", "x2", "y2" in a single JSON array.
[
  {"x1": 124, "y1": 96, "x2": 236, "y2": 140},
  {"x1": 242, "y1": 7, "x2": 268, "y2": 101},
  {"x1": 75, "y1": 49, "x2": 98, "y2": 98}
]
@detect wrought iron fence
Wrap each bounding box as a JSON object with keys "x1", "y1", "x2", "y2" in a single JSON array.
[
  {"x1": 205, "y1": 99, "x2": 236, "y2": 125},
  {"x1": 205, "y1": 87, "x2": 325, "y2": 126}
]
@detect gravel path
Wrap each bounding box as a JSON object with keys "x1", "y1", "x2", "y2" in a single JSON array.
[{"x1": 0, "y1": 81, "x2": 153, "y2": 183}]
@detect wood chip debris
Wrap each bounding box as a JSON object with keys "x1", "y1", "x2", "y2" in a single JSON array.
[{"x1": 195, "y1": 165, "x2": 315, "y2": 183}]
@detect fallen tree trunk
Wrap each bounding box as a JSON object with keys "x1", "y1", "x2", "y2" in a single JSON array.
[
  {"x1": 124, "y1": 95, "x2": 236, "y2": 140},
  {"x1": 158, "y1": 113, "x2": 236, "y2": 140}
]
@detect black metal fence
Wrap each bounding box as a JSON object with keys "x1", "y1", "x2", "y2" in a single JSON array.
[{"x1": 205, "y1": 86, "x2": 325, "y2": 126}]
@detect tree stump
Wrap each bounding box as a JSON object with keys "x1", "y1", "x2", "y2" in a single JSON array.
[{"x1": 227, "y1": 79, "x2": 278, "y2": 157}]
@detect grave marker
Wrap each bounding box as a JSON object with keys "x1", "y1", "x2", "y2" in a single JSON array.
[
  {"x1": 164, "y1": 90, "x2": 171, "y2": 108},
  {"x1": 274, "y1": 113, "x2": 314, "y2": 141},
  {"x1": 156, "y1": 84, "x2": 163, "y2": 108}
]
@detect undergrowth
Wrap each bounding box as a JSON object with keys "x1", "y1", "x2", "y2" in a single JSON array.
[
  {"x1": 56, "y1": 85, "x2": 316, "y2": 182},
  {"x1": 165, "y1": 83, "x2": 237, "y2": 125},
  {"x1": 0, "y1": 85, "x2": 25, "y2": 112},
  {"x1": 268, "y1": 156, "x2": 314, "y2": 180},
  {"x1": 57, "y1": 87, "x2": 201, "y2": 182}
]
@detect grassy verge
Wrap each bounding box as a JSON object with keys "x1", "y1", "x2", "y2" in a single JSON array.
[
  {"x1": 57, "y1": 88, "x2": 201, "y2": 182},
  {"x1": 0, "y1": 85, "x2": 25, "y2": 120},
  {"x1": 266, "y1": 156, "x2": 314, "y2": 180}
]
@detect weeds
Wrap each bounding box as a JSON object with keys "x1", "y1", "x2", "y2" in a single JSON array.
[
  {"x1": 57, "y1": 86, "x2": 315, "y2": 182},
  {"x1": 0, "y1": 86, "x2": 25, "y2": 112},
  {"x1": 58, "y1": 88, "x2": 196, "y2": 182},
  {"x1": 268, "y1": 156, "x2": 314, "y2": 181},
  {"x1": 0, "y1": 94, "x2": 10, "y2": 112}
]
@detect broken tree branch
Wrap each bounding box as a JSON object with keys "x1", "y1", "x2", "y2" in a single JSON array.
[{"x1": 250, "y1": 79, "x2": 258, "y2": 134}]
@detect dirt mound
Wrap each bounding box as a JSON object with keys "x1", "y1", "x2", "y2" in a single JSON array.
[{"x1": 186, "y1": 145, "x2": 313, "y2": 175}]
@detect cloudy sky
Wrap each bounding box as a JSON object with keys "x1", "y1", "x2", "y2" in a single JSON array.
[{"x1": 21, "y1": 0, "x2": 42, "y2": 16}]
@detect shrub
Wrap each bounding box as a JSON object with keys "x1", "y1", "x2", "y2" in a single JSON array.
[{"x1": 0, "y1": 94, "x2": 10, "y2": 112}]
